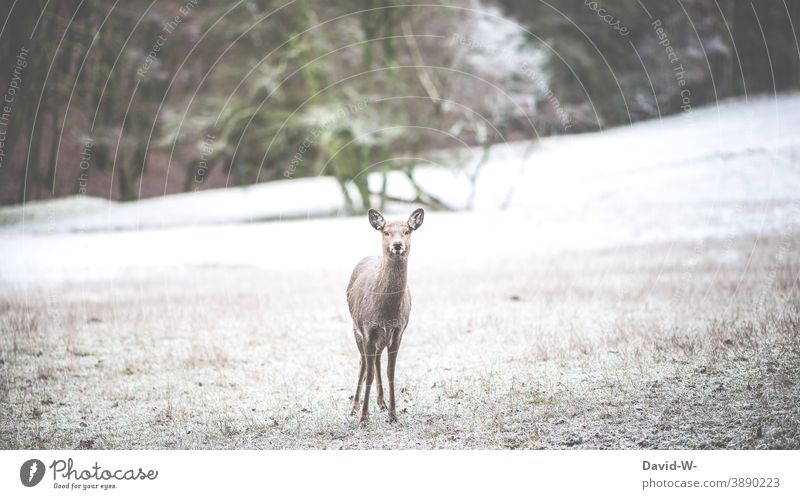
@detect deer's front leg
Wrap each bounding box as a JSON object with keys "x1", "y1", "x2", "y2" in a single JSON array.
[
  {"x1": 387, "y1": 333, "x2": 402, "y2": 423},
  {"x1": 386, "y1": 348, "x2": 398, "y2": 423},
  {"x1": 375, "y1": 348, "x2": 387, "y2": 411},
  {"x1": 350, "y1": 354, "x2": 365, "y2": 416},
  {"x1": 350, "y1": 330, "x2": 366, "y2": 416},
  {"x1": 360, "y1": 338, "x2": 377, "y2": 424}
]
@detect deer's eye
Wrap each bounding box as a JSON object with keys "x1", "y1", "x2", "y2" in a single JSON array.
[
  {"x1": 383, "y1": 231, "x2": 389, "y2": 236},
  {"x1": 403, "y1": 231, "x2": 409, "y2": 236}
]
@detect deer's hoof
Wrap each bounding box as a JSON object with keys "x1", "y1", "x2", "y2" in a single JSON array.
[
  {"x1": 387, "y1": 412, "x2": 397, "y2": 423},
  {"x1": 359, "y1": 413, "x2": 369, "y2": 425},
  {"x1": 377, "y1": 399, "x2": 387, "y2": 411}
]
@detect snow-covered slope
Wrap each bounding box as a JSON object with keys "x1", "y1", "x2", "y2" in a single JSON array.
[
  {"x1": 381, "y1": 93, "x2": 800, "y2": 212},
  {"x1": 1, "y1": 94, "x2": 799, "y2": 285},
  {"x1": 0, "y1": 177, "x2": 348, "y2": 233},
  {"x1": 3, "y1": 94, "x2": 799, "y2": 234}
]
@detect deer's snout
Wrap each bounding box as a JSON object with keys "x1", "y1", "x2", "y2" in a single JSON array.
[{"x1": 391, "y1": 241, "x2": 404, "y2": 254}]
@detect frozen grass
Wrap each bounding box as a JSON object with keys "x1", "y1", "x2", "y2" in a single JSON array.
[
  {"x1": 1, "y1": 232, "x2": 797, "y2": 449},
  {"x1": 2, "y1": 95, "x2": 798, "y2": 449}
]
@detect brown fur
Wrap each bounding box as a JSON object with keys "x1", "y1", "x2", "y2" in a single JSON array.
[{"x1": 346, "y1": 208, "x2": 424, "y2": 423}]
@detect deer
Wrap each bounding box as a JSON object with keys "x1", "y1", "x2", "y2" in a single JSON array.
[{"x1": 347, "y1": 208, "x2": 424, "y2": 423}]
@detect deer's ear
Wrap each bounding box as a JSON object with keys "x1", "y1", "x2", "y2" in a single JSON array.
[
  {"x1": 368, "y1": 209, "x2": 385, "y2": 230},
  {"x1": 408, "y1": 208, "x2": 424, "y2": 230}
]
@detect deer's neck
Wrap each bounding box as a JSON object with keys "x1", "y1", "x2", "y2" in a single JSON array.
[{"x1": 376, "y1": 255, "x2": 408, "y2": 298}]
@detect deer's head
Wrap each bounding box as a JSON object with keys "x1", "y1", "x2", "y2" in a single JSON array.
[{"x1": 368, "y1": 208, "x2": 424, "y2": 258}]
